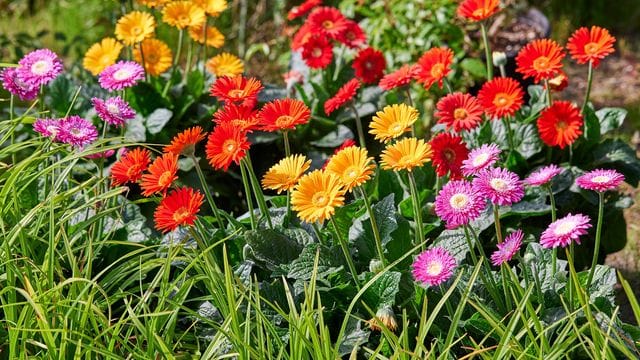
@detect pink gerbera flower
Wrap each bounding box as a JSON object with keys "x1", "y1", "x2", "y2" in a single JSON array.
[
  {"x1": 92, "y1": 96, "x2": 136, "y2": 127},
  {"x1": 473, "y1": 167, "x2": 524, "y2": 206},
  {"x1": 17, "y1": 48, "x2": 63, "y2": 86},
  {"x1": 85, "y1": 149, "x2": 116, "y2": 159},
  {"x1": 524, "y1": 164, "x2": 562, "y2": 187},
  {"x1": 540, "y1": 213, "x2": 591, "y2": 249},
  {"x1": 434, "y1": 180, "x2": 486, "y2": 229},
  {"x1": 575, "y1": 169, "x2": 625, "y2": 192},
  {"x1": 1, "y1": 68, "x2": 39, "y2": 101},
  {"x1": 491, "y1": 229, "x2": 524, "y2": 266},
  {"x1": 99, "y1": 61, "x2": 145, "y2": 91},
  {"x1": 461, "y1": 143, "x2": 501, "y2": 176},
  {"x1": 33, "y1": 118, "x2": 63, "y2": 139},
  {"x1": 412, "y1": 247, "x2": 457, "y2": 286},
  {"x1": 57, "y1": 116, "x2": 99, "y2": 148}
]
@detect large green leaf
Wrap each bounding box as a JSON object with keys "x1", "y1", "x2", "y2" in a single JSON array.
[
  {"x1": 583, "y1": 107, "x2": 601, "y2": 146},
  {"x1": 592, "y1": 139, "x2": 640, "y2": 186},
  {"x1": 362, "y1": 271, "x2": 402, "y2": 308},
  {"x1": 285, "y1": 243, "x2": 343, "y2": 281},
  {"x1": 244, "y1": 229, "x2": 305, "y2": 269},
  {"x1": 350, "y1": 194, "x2": 397, "y2": 261},
  {"x1": 522, "y1": 242, "x2": 566, "y2": 295},
  {"x1": 515, "y1": 123, "x2": 543, "y2": 159},
  {"x1": 310, "y1": 125, "x2": 354, "y2": 148},
  {"x1": 596, "y1": 107, "x2": 626, "y2": 135},
  {"x1": 146, "y1": 108, "x2": 173, "y2": 134},
  {"x1": 431, "y1": 229, "x2": 470, "y2": 263}
]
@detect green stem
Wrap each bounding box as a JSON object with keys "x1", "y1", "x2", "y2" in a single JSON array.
[
  {"x1": 10, "y1": 95, "x2": 15, "y2": 165},
  {"x1": 493, "y1": 204, "x2": 503, "y2": 243},
  {"x1": 359, "y1": 187, "x2": 386, "y2": 265},
  {"x1": 185, "y1": 39, "x2": 193, "y2": 79},
  {"x1": 500, "y1": 265, "x2": 513, "y2": 310},
  {"x1": 330, "y1": 217, "x2": 360, "y2": 290},
  {"x1": 586, "y1": 192, "x2": 604, "y2": 290},
  {"x1": 463, "y1": 225, "x2": 478, "y2": 266},
  {"x1": 503, "y1": 115, "x2": 515, "y2": 154},
  {"x1": 138, "y1": 42, "x2": 149, "y2": 82},
  {"x1": 332, "y1": 45, "x2": 346, "y2": 81},
  {"x1": 543, "y1": 79, "x2": 552, "y2": 106},
  {"x1": 162, "y1": 29, "x2": 184, "y2": 97},
  {"x1": 565, "y1": 246, "x2": 575, "y2": 312},
  {"x1": 547, "y1": 185, "x2": 558, "y2": 278},
  {"x1": 443, "y1": 77, "x2": 454, "y2": 94},
  {"x1": 282, "y1": 130, "x2": 291, "y2": 157},
  {"x1": 407, "y1": 171, "x2": 424, "y2": 249},
  {"x1": 349, "y1": 103, "x2": 366, "y2": 149},
  {"x1": 480, "y1": 22, "x2": 493, "y2": 80},
  {"x1": 239, "y1": 161, "x2": 257, "y2": 230},
  {"x1": 499, "y1": 64, "x2": 506, "y2": 78},
  {"x1": 243, "y1": 156, "x2": 273, "y2": 229},
  {"x1": 201, "y1": 17, "x2": 209, "y2": 74},
  {"x1": 581, "y1": 60, "x2": 594, "y2": 114},
  {"x1": 191, "y1": 155, "x2": 225, "y2": 232}
]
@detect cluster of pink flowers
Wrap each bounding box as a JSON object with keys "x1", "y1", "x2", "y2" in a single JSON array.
[
  {"x1": 1, "y1": 49, "x2": 63, "y2": 100},
  {"x1": 33, "y1": 116, "x2": 98, "y2": 148},
  {"x1": 92, "y1": 96, "x2": 136, "y2": 127}
]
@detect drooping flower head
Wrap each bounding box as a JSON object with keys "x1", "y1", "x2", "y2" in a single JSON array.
[
  {"x1": 154, "y1": 187, "x2": 204, "y2": 233},
  {"x1": 380, "y1": 137, "x2": 432, "y2": 172},
  {"x1": 165, "y1": 126, "x2": 207, "y2": 156},
  {"x1": 435, "y1": 92, "x2": 484, "y2": 132},
  {"x1": 429, "y1": 132, "x2": 469, "y2": 180},
  {"x1": 435, "y1": 180, "x2": 486, "y2": 229},
  {"x1": 259, "y1": 98, "x2": 311, "y2": 132},
  {"x1": 477, "y1": 77, "x2": 524, "y2": 119},
  {"x1": 287, "y1": 0, "x2": 322, "y2": 20},
  {"x1": 213, "y1": 103, "x2": 259, "y2": 131},
  {"x1": 192, "y1": 0, "x2": 227, "y2": 16},
  {"x1": 301, "y1": 34, "x2": 334, "y2": 69},
  {"x1": 140, "y1": 153, "x2": 179, "y2": 197},
  {"x1": 540, "y1": 213, "x2": 592, "y2": 249},
  {"x1": 457, "y1": 0, "x2": 500, "y2": 21},
  {"x1": 115, "y1": 11, "x2": 156, "y2": 46},
  {"x1": 99, "y1": 61, "x2": 145, "y2": 91},
  {"x1": 566, "y1": 26, "x2": 616, "y2": 67},
  {"x1": 133, "y1": 38, "x2": 173, "y2": 76},
  {"x1": 210, "y1": 75, "x2": 263, "y2": 107},
  {"x1": 324, "y1": 79, "x2": 360, "y2": 115},
  {"x1": 536, "y1": 101, "x2": 583, "y2": 149},
  {"x1": 1, "y1": 68, "x2": 39, "y2": 101},
  {"x1": 338, "y1": 20, "x2": 366, "y2": 48},
  {"x1": 162, "y1": 1, "x2": 206, "y2": 29},
  {"x1": 307, "y1": 6, "x2": 348, "y2": 39},
  {"x1": 576, "y1": 169, "x2": 625, "y2": 192},
  {"x1": 57, "y1": 116, "x2": 98, "y2": 148},
  {"x1": 85, "y1": 149, "x2": 116, "y2": 160},
  {"x1": 205, "y1": 122, "x2": 250, "y2": 171},
  {"x1": 262, "y1": 154, "x2": 312, "y2": 194},
  {"x1": 516, "y1": 39, "x2": 565, "y2": 83},
  {"x1": 92, "y1": 96, "x2": 136, "y2": 127},
  {"x1": 206, "y1": 53, "x2": 244, "y2": 77},
  {"x1": 189, "y1": 24, "x2": 225, "y2": 48},
  {"x1": 33, "y1": 118, "x2": 62, "y2": 139},
  {"x1": 83, "y1": 38, "x2": 124, "y2": 76},
  {"x1": 524, "y1": 164, "x2": 562, "y2": 187},
  {"x1": 414, "y1": 47, "x2": 454, "y2": 90},
  {"x1": 412, "y1": 247, "x2": 457, "y2": 286},
  {"x1": 110, "y1": 147, "x2": 152, "y2": 187},
  {"x1": 547, "y1": 70, "x2": 569, "y2": 92},
  {"x1": 369, "y1": 103, "x2": 419, "y2": 143},
  {"x1": 325, "y1": 146, "x2": 375, "y2": 192},
  {"x1": 291, "y1": 169, "x2": 346, "y2": 223},
  {"x1": 352, "y1": 47, "x2": 386, "y2": 84},
  {"x1": 491, "y1": 229, "x2": 524, "y2": 266},
  {"x1": 17, "y1": 48, "x2": 63, "y2": 86},
  {"x1": 461, "y1": 143, "x2": 501, "y2": 176},
  {"x1": 378, "y1": 64, "x2": 419, "y2": 91},
  {"x1": 472, "y1": 167, "x2": 525, "y2": 206}
]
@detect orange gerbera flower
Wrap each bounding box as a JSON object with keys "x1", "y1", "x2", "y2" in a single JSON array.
[
  {"x1": 516, "y1": 39, "x2": 565, "y2": 83},
  {"x1": 566, "y1": 26, "x2": 616, "y2": 67},
  {"x1": 324, "y1": 78, "x2": 360, "y2": 115},
  {"x1": 259, "y1": 98, "x2": 311, "y2": 132},
  {"x1": 477, "y1": 77, "x2": 524, "y2": 119},
  {"x1": 457, "y1": 0, "x2": 500, "y2": 21},
  {"x1": 110, "y1": 148, "x2": 151, "y2": 186},
  {"x1": 379, "y1": 64, "x2": 419, "y2": 91},
  {"x1": 210, "y1": 75, "x2": 263, "y2": 107},
  {"x1": 162, "y1": 1, "x2": 206, "y2": 29},
  {"x1": 154, "y1": 187, "x2": 204, "y2": 233},
  {"x1": 164, "y1": 126, "x2": 207, "y2": 156},
  {"x1": 414, "y1": 47, "x2": 454, "y2": 90},
  {"x1": 205, "y1": 122, "x2": 250, "y2": 171},
  {"x1": 213, "y1": 103, "x2": 259, "y2": 131},
  {"x1": 188, "y1": 24, "x2": 225, "y2": 48},
  {"x1": 536, "y1": 101, "x2": 583, "y2": 149},
  {"x1": 435, "y1": 92, "x2": 484, "y2": 132},
  {"x1": 140, "y1": 153, "x2": 179, "y2": 197}
]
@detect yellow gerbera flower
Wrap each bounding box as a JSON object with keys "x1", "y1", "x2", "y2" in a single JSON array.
[
  {"x1": 133, "y1": 38, "x2": 173, "y2": 76},
  {"x1": 261, "y1": 154, "x2": 311, "y2": 194},
  {"x1": 369, "y1": 104, "x2": 419, "y2": 143},
  {"x1": 188, "y1": 24, "x2": 225, "y2": 48},
  {"x1": 325, "y1": 146, "x2": 375, "y2": 192},
  {"x1": 291, "y1": 170, "x2": 346, "y2": 223},
  {"x1": 83, "y1": 38, "x2": 123, "y2": 75},
  {"x1": 206, "y1": 53, "x2": 244, "y2": 77},
  {"x1": 136, "y1": 0, "x2": 171, "y2": 8},
  {"x1": 380, "y1": 137, "x2": 432, "y2": 172},
  {"x1": 115, "y1": 11, "x2": 156, "y2": 46},
  {"x1": 192, "y1": 0, "x2": 227, "y2": 16},
  {"x1": 162, "y1": 1, "x2": 206, "y2": 29}
]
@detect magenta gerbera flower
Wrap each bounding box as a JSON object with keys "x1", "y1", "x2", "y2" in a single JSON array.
[
  {"x1": 85, "y1": 149, "x2": 116, "y2": 159},
  {"x1": 57, "y1": 116, "x2": 98, "y2": 148},
  {"x1": 1, "y1": 68, "x2": 39, "y2": 101},
  {"x1": 524, "y1": 164, "x2": 562, "y2": 187},
  {"x1": 472, "y1": 167, "x2": 524, "y2": 206},
  {"x1": 434, "y1": 180, "x2": 487, "y2": 229},
  {"x1": 461, "y1": 143, "x2": 501, "y2": 176},
  {"x1": 540, "y1": 213, "x2": 592, "y2": 249},
  {"x1": 576, "y1": 169, "x2": 625, "y2": 192},
  {"x1": 491, "y1": 229, "x2": 524, "y2": 266},
  {"x1": 33, "y1": 118, "x2": 63, "y2": 139},
  {"x1": 412, "y1": 247, "x2": 457, "y2": 286},
  {"x1": 17, "y1": 49, "x2": 63, "y2": 86},
  {"x1": 98, "y1": 61, "x2": 145, "y2": 91},
  {"x1": 92, "y1": 96, "x2": 136, "y2": 127}
]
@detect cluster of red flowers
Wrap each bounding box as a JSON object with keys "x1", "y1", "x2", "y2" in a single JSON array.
[{"x1": 378, "y1": 46, "x2": 454, "y2": 92}]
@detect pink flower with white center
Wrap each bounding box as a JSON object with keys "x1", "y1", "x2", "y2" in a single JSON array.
[
  {"x1": 461, "y1": 143, "x2": 501, "y2": 176},
  {"x1": 472, "y1": 167, "x2": 524, "y2": 206},
  {"x1": 99, "y1": 61, "x2": 145, "y2": 91},
  {"x1": 576, "y1": 169, "x2": 625, "y2": 192},
  {"x1": 17, "y1": 49, "x2": 63, "y2": 86},
  {"x1": 434, "y1": 180, "x2": 486, "y2": 229},
  {"x1": 1, "y1": 68, "x2": 39, "y2": 101},
  {"x1": 524, "y1": 164, "x2": 562, "y2": 187},
  {"x1": 491, "y1": 229, "x2": 524, "y2": 266},
  {"x1": 33, "y1": 118, "x2": 63, "y2": 139},
  {"x1": 57, "y1": 116, "x2": 98, "y2": 148},
  {"x1": 540, "y1": 213, "x2": 592, "y2": 249},
  {"x1": 412, "y1": 247, "x2": 457, "y2": 286},
  {"x1": 92, "y1": 96, "x2": 136, "y2": 127}
]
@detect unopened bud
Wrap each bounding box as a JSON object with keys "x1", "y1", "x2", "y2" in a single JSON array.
[
  {"x1": 492, "y1": 51, "x2": 507, "y2": 67},
  {"x1": 367, "y1": 305, "x2": 398, "y2": 332},
  {"x1": 523, "y1": 252, "x2": 536, "y2": 265},
  {"x1": 369, "y1": 259, "x2": 384, "y2": 274}
]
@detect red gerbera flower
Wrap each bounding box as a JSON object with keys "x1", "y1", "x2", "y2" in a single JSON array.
[
  {"x1": 154, "y1": 187, "x2": 204, "y2": 233},
  {"x1": 307, "y1": 6, "x2": 348, "y2": 39},
  {"x1": 516, "y1": 39, "x2": 565, "y2": 83},
  {"x1": 338, "y1": 20, "x2": 366, "y2": 49},
  {"x1": 537, "y1": 101, "x2": 583, "y2": 149},
  {"x1": 429, "y1": 132, "x2": 469, "y2": 180},
  {"x1": 352, "y1": 47, "x2": 386, "y2": 84},
  {"x1": 435, "y1": 92, "x2": 484, "y2": 132},
  {"x1": 287, "y1": 0, "x2": 322, "y2": 21},
  {"x1": 566, "y1": 26, "x2": 616, "y2": 67},
  {"x1": 547, "y1": 70, "x2": 569, "y2": 92},
  {"x1": 259, "y1": 98, "x2": 311, "y2": 132},
  {"x1": 414, "y1": 47, "x2": 454, "y2": 90},
  {"x1": 140, "y1": 153, "x2": 179, "y2": 197},
  {"x1": 291, "y1": 22, "x2": 314, "y2": 50},
  {"x1": 213, "y1": 103, "x2": 260, "y2": 131},
  {"x1": 324, "y1": 78, "x2": 360, "y2": 115},
  {"x1": 301, "y1": 34, "x2": 333, "y2": 69},
  {"x1": 164, "y1": 126, "x2": 207, "y2": 156},
  {"x1": 379, "y1": 64, "x2": 419, "y2": 91},
  {"x1": 210, "y1": 75, "x2": 263, "y2": 107},
  {"x1": 477, "y1": 77, "x2": 524, "y2": 119},
  {"x1": 457, "y1": 0, "x2": 500, "y2": 21},
  {"x1": 110, "y1": 147, "x2": 151, "y2": 187},
  {"x1": 205, "y1": 122, "x2": 251, "y2": 171}
]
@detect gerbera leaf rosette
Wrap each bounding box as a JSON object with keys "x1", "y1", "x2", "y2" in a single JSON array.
[{"x1": 290, "y1": 169, "x2": 346, "y2": 224}]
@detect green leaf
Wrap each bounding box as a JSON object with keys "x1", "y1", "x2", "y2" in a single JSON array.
[
  {"x1": 522, "y1": 242, "x2": 566, "y2": 294},
  {"x1": 286, "y1": 243, "x2": 343, "y2": 281},
  {"x1": 362, "y1": 271, "x2": 402, "y2": 308},
  {"x1": 245, "y1": 229, "x2": 304, "y2": 269},
  {"x1": 596, "y1": 107, "x2": 626, "y2": 135},
  {"x1": 583, "y1": 106, "x2": 601, "y2": 146},
  {"x1": 350, "y1": 194, "x2": 397, "y2": 261},
  {"x1": 526, "y1": 85, "x2": 547, "y2": 116},
  {"x1": 333, "y1": 199, "x2": 365, "y2": 240},
  {"x1": 514, "y1": 123, "x2": 543, "y2": 159},
  {"x1": 432, "y1": 229, "x2": 470, "y2": 263},
  {"x1": 338, "y1": 319, "x2": 370, "y2": 356},
  {"x1": 128, "y1": 82, "x2": 168, "y2": 116},
  {"x1": 459, "y1": 58, "x2": 486, "y2": 79},
  {"x1": 186, "y1": 70, "x2": 204, "y2": 98},
  {"x1": 146, "y1": 108, "x2": 173, "y2": 134},
  {"x1": 593, "y1": 139, "x2": 640, "y2": 186},
  {"x1": 310, "y1": 125, "x2": 354, "y2": 148},
  {"x1": 577, "y1": 265, "x2": 616, "y2": 304},
  {"x1": 124, "y1": 114, "x2": 146, "y2": 142}
]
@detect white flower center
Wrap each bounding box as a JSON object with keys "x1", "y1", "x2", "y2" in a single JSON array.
[
  {"x1": 106, "y1": 103, "x2": 120, "y2": 115},
  {"x1": 113, "y1": 68, "x2": 132, "y2": 81},
  {"x1": 472, "y1": 153, "x2": 489, "y2": 167},
  {"x1": 591, "y1": 175, "x2": 610, "y2": 184},
  {"x1": 426, "y1": 261, "x2": 443, "y2": 276},
  {"x1": 490, "y1": 178, "x2": 508, "y2": 192},
  {"x1": 554, "y1": 220, "x2": 576, "y2": 236},
  {"x1": 31, "y1": 60, "x2": 51, "y2": 75},
  {"x1": 449, "y1": 193, "x2": 469, "y2": 210}
]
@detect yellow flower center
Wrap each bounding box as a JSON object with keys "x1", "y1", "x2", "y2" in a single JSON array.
[
  {"x1": 31, "y1": 60, "x2": 50, "y2": 75},
  {"x1": 430, "y1": 63, "x2": 445, "y2": 79},
  {"x1": 228, "y1": 89, "x2": 246, "y2": 98},
  {"x1": 533, "y1": 56, "x2": 551, "y2": 71},
  {"x1": 312, "y1": 191, "x2": 330, "y2": 207},
  {"x1": 146, "y1": 53, "x2": 159, "y2": 64},
  {"x1": 99, "y1": 55, "x2": 113, "y2": 66},
  {"x1": 390, "y1": 123, "x2": 404, "y2": 133},
  {"x1": 343, "y1": 166, "x2": 360, "y2": 181},
  {"x1": 449, "y1": 193, "x2": 469, "y2": 210},
  {"x1": 113, "y1": 68, "x2": 132, "y2": 81},
  {"x1": 584, "y1": 42, "x2": 600, "y2": 55},
  {"x1": 158, "y1": 171, "x2": 174, "y2": 187},
  {"x1": 172, "y1": 207, "x2": 190, "y2": 223},
  {"x1": 426, "y1": 261, "x2": 443, "y2": 276},
  {"x1": 322, "y1": 20, "x2": 334, "y2": 29},
  {"x1": 472, "y1": 8, "x2": 485, "y2": 18},
  {"x1": 591, "y1": 175, "x2": 610, "y2": 183},
  {"x1": 472, "y1": 153, "x2": 489, "y2": 167},
  {"x1": 453, "y1": 108, "x2": 467, "y2": 120},
  {"x1": 556, "y1": 121, "x2": 568, "y2": 130},
  {"x1": 179, "y1": 15, "x2": 189, "y2": 24},
  {"x1": 494, "y1": 93, "x2": 510, "y2": 108},
  {"x1": 275, "y1": 115, "x2": 293, "y2": 128},
  {"x1": 312, "y1": 47, "x2": 323, "y2": 58},
  {"x1": 223, "y1": 139, "x2": 237, "y2": 154},
  {"x1": 554, "y1": 220, "x2": 576, "y2": 236},
  {"x1": 132, "y1": 27, "x2": 143, "y2": 36},
  {"x1": 490, "y1": 178, "x2": 508, "y2": 191}
]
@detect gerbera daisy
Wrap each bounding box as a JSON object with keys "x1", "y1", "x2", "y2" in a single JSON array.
[
  {"x1": 133, "y1": 38, "x2": 173, "y2": 76},
  {"x1": 83, "y1": 38, "x2": 124, "y2": 76},
  {"x1": 17, "y1": 48, "x2": 63, "y2": 86},
  {"x1": 380, "y1": 137, "x2": 433, "y2": 172},
  {"x1": 434, "y1": 180, "x2": 486, "y2": 229},
  {"x1": 213, "y1": 103, "x2": 259, "y2": 131},
  {"x1": 114, "y1": 11, "x2": 155, "y2": 46},
  {"x1": 461, "y1": 143, "x2": 501, "y2": 176},
  {"x1": 412, "y1": 247, "x2": 457, "y2": 286},
  {"x1": 472, "y1": 167, "x2": 524, "y2": 206},
  {"x1": 206, "y1": 53, "x2": 244, "y2": 77},
  {"x1": 491, "y1": 229, "x2": 524, "y2": 266},
  {"x1": 140, "y1": 153, "x2": 179, "y2": 197},
  {"x1": 516, "y1": 39, "x2": 565, "y2": 83},
  {"x1": 287, "y1": 0, "x2": 322, "y2": 21},
  {"x1": 457, "y1": 0, "x2": 500, "y2": 21},
  {"x1": 192, "y1": 0, "x2": 227, "y2": 16},
  {"x1": 92, "y1": 96, "x2": 136, "y2": 127},
  {"x1": 379, "y1": 64, "x2": 419, "y2": 91},
  {"x1": 283, "y1": 70, "x2": 304, "y2": 88},
  {"x1": 1, "y1": 68, "x2": 39, "y2": 101},
  {"x1": 369, "y1": 103, "x2": 419, "y2": 143},
  {"x1": 540, "y1": 213, "x2": 592, "y2": 249},
  {"x1": 576, "y1": 169, "x2": 625, "y2": 192},
  {"x1": 301, "y1": 35, "x2": 333, "y2": 69},
  {"x1": 33, "y1": 118, "x2": 62, "y2": 139},
  {"x1": 414, "y1": 47, "x2": 454, "y2": 90},
  {"x1": 566, "y1": 26, "x2": 616, "y2": 67},
  {"x1": 352, "y1": 47, "x2": 386, "y2": 84},
  {"x1": 136, "y1": 0, "x2": 171, "y2": 8},
  {"x1": 306, "y1": 6, "x2": 348, "y2": 39},
  {"x1": 536, "y1": 101, "x2": 583, "y2": 149},
  {"x1": 291, "y1": 169, "x2": 346, "y2": 223},
  {"x1": 338, "y1": 20, "x2": 366, "y2": 49},
  {"x1": 259, "y1": 98, "x2": 311, "y2": 132},
  {"x1": 547, "y1": 70, "x2": 569, "y2": 92},
  {"x1": 210, "y1": 75, "x2": 262, "y2": 106},
  {"x1": 165, "y1": 126, "x2": 207, "y2": 156},
  {"x1": 434, "y1": 92, "x2": 484, "y2": 132},
  {"x1": 85, "y1": 149, "x2": 116, "y2": 160},
  {"x1": 57, "y1": 116, "x2": 98, "y2": 148},
  {"x1": 205, "y1": 122, "x2": 251, "y2": 171},
  {"x1": 99, "y1": 61, "x2": 145, "y2": 91},
  {"x1": 291, "y1": 22, "x2": 314, "y2": 51},
  {"x1": 154, "y1": 187, "x2": 204, "y2": 233},
  {"x1": 262, "y1": 154, "x2": 312, "y2": 194},
  {"x1": 429, "y1": 132, "x2": 469, "y2": 180},
  {"x1": 325, "y1": 146, "x2": 375, "y2": 191},
  {"x1": 524, "y1": 164, "x2": 562, "y2": 187},
  {"x1": 188, "y1": 24, "x2": 225, "y2": 48},
  {"x1": 162, "y1": 1, "x2": 206, "y2": 29},
  {"x1": 477, "y1": 77, "x2": 524, "y2": 119},
  {"x1": 324, "y1": 79, "x2": 360, "y2": 115},
  {"x1": 110, "y1": 148, "x2": 152, "y2": 186}
]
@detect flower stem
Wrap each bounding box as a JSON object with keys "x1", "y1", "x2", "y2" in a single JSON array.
[
  {"x1": 185, "y1": 39, "x2": 194, "y2": 79},
  {"x1": 543, "y1": 79, "x2": 552, "y2": 106},
  {"x1": 547, "y1": 184, "x2": 558, "y2": 278},
  {"x1": 565, "y1": 245, "x2": 575, "y2": 311},
  {"x1": 493, "y1": 204, "x2": 503, "y2": 243},
  {"x1": 191, "y1": 155, "x2": 225, "y2": 231},
  {"x1": 243, "y1": 156, "x2": 273, "y2": 229},
  {"x1": 10, "y1": 95, "x2": 16, "y2": 164},
  {"x1": 586, "y1": 192, "x2": 604, "y2": 290},
  {"x1": 332, "y1": 45, "x2": 346, "y2": 81},
  {"x1": 162, "y1": 29, "x2": 184, "y2": 97},
  {"x1": 282, "y1": 130, "x2": 291, "y2": 157},
  {"x1": 201, "y1": 17, "x2": 209, "y2": 74},
  {"x1": 480, "y1": 22, "x2": 493, "y2": 81},
  {"x1": 407, "y1": 171, "x2": 424, "y2": 249},
  {"x1": 500, "y1": 265, "x2": 513, "y2": 310},
  {"x1": 581, "y1": 60, "x2": 594, "y2": 114},
  {"x1": 138, "y1": 42, "x2": 149, "y2": 82},
  {"x1": 330, "y1": 217, "x2": 360, "y2": 290},
  {"x1": 443, "y1": 77, "x2": 454, "y2": 94},
  {"x1": 239, "y1": 161, "x2": 257, "y2": 230},
  {"x1": 359, "y1": 187, "x2": 386, "y2": 265},
  {"x1": 503, "y1": 115, "x2": 515, "y2": 155},
  {"x1": 349, "y1": 103, "x2": 366, "y2": 149}
]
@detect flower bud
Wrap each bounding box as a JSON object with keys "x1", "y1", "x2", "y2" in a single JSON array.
[
  {"x1": 367, "y1": 305, "x2": 398, "y2": 332},
  {"x1": 369, "y1": 259, "x2": 384, "y2": 274},
  {"x1": 493, "y1": 51, "x2": 507, "y2": 67},
  {"x1": 523, "y1": 252, "x2": 536, "y2": 265}
]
